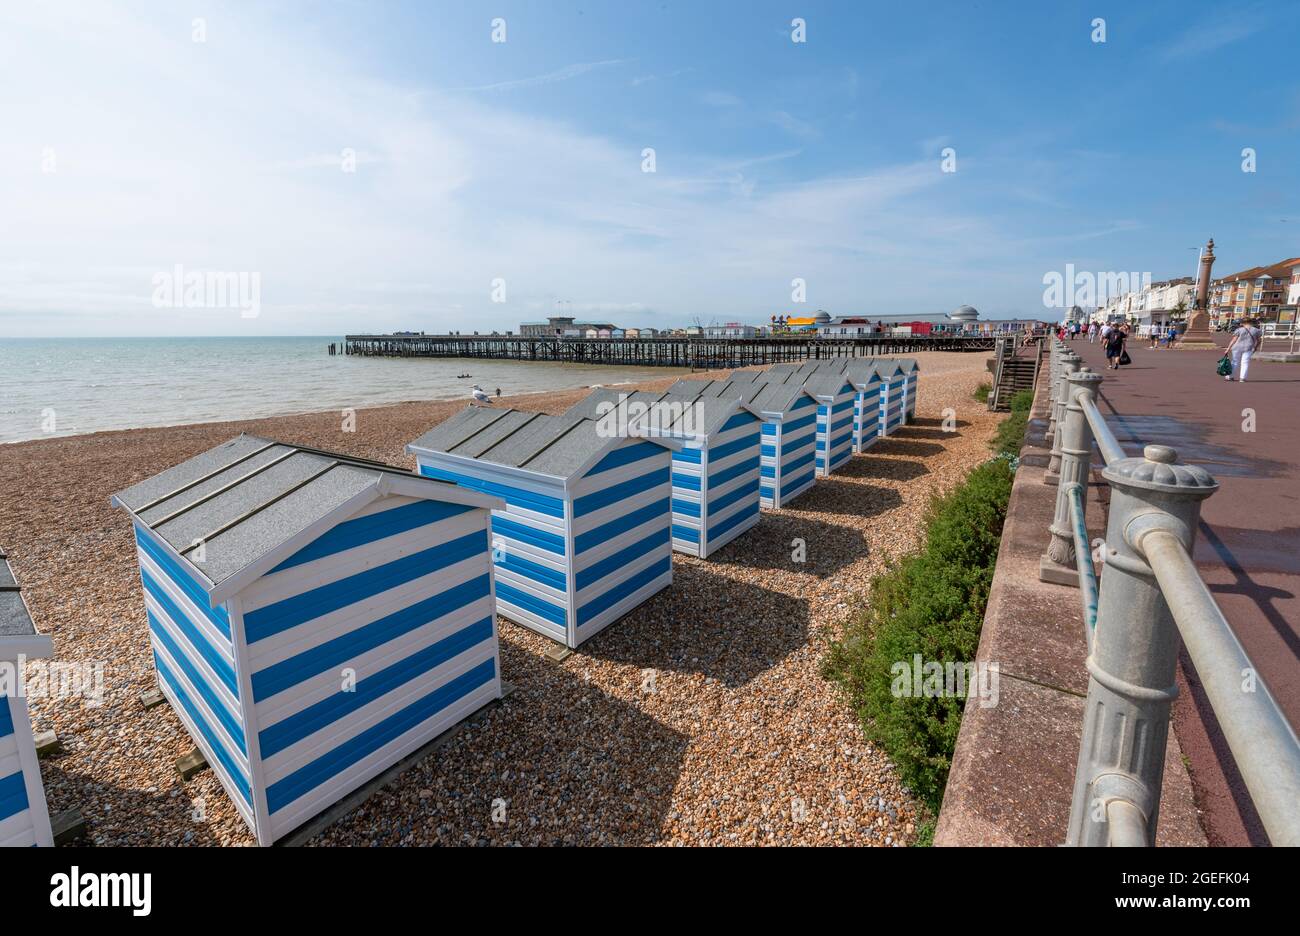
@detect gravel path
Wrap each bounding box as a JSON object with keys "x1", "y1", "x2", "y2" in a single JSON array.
[{"x1": 0, "y1": 353, "x2": 999, "y2": 846}]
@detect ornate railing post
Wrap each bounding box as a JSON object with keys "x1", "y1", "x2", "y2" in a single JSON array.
[
  {"x1": 1046, "y1": 340, "x2": 1068, "y2": 440},
  {"x1": 1045, "y1": 352, "x2": 1080, "y2": 483},
  {"x1": 1065, "y1": 444, "x2": 1218, "y2": 846},
  {"x1": 1040, "y1": 368, "x2": 1103, "y2": 585}
]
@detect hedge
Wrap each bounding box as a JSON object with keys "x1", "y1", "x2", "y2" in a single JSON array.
[{"x1": 823, "y1": 402, "x2": 1029, "y2": 815}]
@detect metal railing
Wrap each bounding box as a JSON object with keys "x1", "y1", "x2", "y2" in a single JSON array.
[{"x1": 1034, "y1": 339, "x2": 1300, "y2": 847}]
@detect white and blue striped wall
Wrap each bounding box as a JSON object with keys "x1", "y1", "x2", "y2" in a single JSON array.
[
  {"x1": 759, "y1": 399, "x2": 818, "y2": 510},
  {"x1": 902, "y1": 367, "x2": 919, "y2": 422},
  {"x1": 813, "y1": 381, "x2": 856, "y2": 477},
  {"x1": 879, "y1": 369, "x2": 906, "y2": 436},
  {"x1": 135, "y1": 524, "x2": 255, "y2": 831},
  {"x1": 135, "y1": 495, "x2": 501, "y2": 845},
  {"x1": 567, "y1": 440, "x2": 673, "y2": 645},
  {"x1": 0, "y1": 694, "x2": 54, "y2": 847},
  {"x1": 848, "y1": 375, "x2": 883, "y2": 454},
  {"x1": 414, "y1": 438, "x2": 673, "y2": 649},
  {"x1": 417, "y1": 458, "x2": 570, "y2": 645},
  {"x1": 668, "y1": 411, "x2": 762, "y2": 558}
]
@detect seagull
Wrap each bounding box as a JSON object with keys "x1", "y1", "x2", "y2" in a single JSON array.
[{"x1": 470, "y1": 385, "x2": 491, "y2": 405}]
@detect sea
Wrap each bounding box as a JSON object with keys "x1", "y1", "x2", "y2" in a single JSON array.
[{"x1": 0, "y1": 336, "x2": 690, "y2": 444}]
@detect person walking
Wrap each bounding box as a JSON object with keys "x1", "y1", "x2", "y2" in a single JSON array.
[
  {"x1": 1104, "y1": 322, "x2": 1126, "y2": 370},
  {"x1": 1224, "y1": 318, "x2": 1262, "y2": 382}
]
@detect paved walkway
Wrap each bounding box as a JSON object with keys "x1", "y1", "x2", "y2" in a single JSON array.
[{"x1": 1067, "y1": 333, "x2": 1299, "y2": 845}]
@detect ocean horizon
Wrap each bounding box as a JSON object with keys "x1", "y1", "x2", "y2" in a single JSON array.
[{"x1": 0, "y1": 335, "x2": 690, "y2": 444}]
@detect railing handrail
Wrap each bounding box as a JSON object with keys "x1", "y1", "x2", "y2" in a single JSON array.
[
  {"x1": 1141, "y1": 530, "x2": 1300, "y2": 846},
  {"x1": 1077, "y1": 394, "x2": 1125, "y2": 466},
  {"x1": 1040, "y1": 340, "x2": 1300, "y2": 848}
]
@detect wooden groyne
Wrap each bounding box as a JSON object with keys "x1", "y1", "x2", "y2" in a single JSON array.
[{"x1": 331, "y1": 334, "x2": 997, "y2": 368}]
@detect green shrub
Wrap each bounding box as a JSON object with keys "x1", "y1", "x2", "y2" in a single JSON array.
[
  {"x1": 989, "y1": 410, "x2": 1027, "y2": 458},
  {"x1": 1009, "y1": 389, "x2": 1035, "y2": 413},
  {"x1": 972, "y1": 382, "x2": 991, "y2": 403},
  {"x1": 912, "y1": 819, "x2": 936, "y2": 847},
  {"x1": 823, "y1": 457, "x2": 1014, "y2": 814}
]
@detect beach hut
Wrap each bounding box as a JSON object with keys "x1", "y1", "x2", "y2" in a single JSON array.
[
  {"x1": 753, "y1": 369, "x2": 856, "y2": 477},
  {"x1": 802, "y1": 372, "x2": 857, "y2": 477},
  {"x1": 569, "y1": 389, "x2": 763, "y2": 558},
  {"x1": 872, "y1": 359, "x2": 908, "y2": 435},
  {"x1": 839, "y1": 361, "x2": 886, "y2": 453},
  {"x1": 407, "y1": 407, "x2": 673, "y2": 649},
  {"x1": 893, "y1": 357, "x2": 920, "y2": 423},
  {"x1": 0, "y1": 549, "x2": 55, "y2": 847},
  {"x1": 112, "y1": 435, "x2": 504, "y2": 846}
]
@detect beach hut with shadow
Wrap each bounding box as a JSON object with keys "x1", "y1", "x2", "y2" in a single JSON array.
[
  {"x1": 0, "y1": 548, "x2": 55, "y2": 847},
  {"x1": 755, "y1": 369, "x2": 857, "y2": 478},
  {"x1": 892, "y1": 358, "x2": 920, "y2": 423},
  {"x1": 568, "y1": 389, "x2": 764, "y2": 558},
  {"x1": 112, "y1": 435, "x2": 504, "y2": 846},
  {"x1": 839, "y1": 361, "x2": 887, "y2": 453},
  {"x1": 407, "y1": 407, "x2": 673, "y2": 650},
  {"x1": 871, "y1": 359, "x2": 908, "y2": 436}
]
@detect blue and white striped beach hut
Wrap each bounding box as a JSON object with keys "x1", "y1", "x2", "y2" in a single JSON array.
[
  {"x1": 894, "y1": 357, "x2": 920, "y2": 423},
  {"x1": 0, "y1": 549, "x2": 55, "y2": 847},
  {"x1": 872, "y1": 359, "x2": 908, "y2": 436},
  {"x1": 754, "y1": 369, "x2": 857, "y2": 478},
  {"x1": 840, "y1": 361, "x2": 886, "y2": 453},
  {"x1": 408, "y1": 407, "x2": 673, "y2": 649},
  {"x1": 683, "y1": 378, "x2": 820, "y2": 509},
  {"x1": 569, "y1": 388, "x2": 763, "y2": 558},
  {"x1": 112, "y1": 435, "x2": 504, "y2": 846}
]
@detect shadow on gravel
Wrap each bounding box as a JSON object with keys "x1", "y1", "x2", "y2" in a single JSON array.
[
  {"x1": 828, "y1": 453, "x2": 929, "y2": 482},
  {"x1": 868, "y1": 438, "x2": 945, "y2": 458},
  {"x1": 38, "y1": 760, "x2": 243, "y2": 847},
  {"x1": 582, "y1": 565, "x2": 809, "y2": 689},
  {"x1": 893, "y1": 426, "x2": 962, "y2": 440},
  {"x1": 313, "y1": 637, "x2": 691, "y2": 846},
  {"x1": 798, "y1": 478, "x2": 906, "y2": 518},
  {"x1": 705, "y1": 512, "x2": 871, "y2": 577}
]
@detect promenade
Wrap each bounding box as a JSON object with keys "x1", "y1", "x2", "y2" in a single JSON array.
[{"x1": 1068, "y1": 333, "x2": 1300, "y2": 845}]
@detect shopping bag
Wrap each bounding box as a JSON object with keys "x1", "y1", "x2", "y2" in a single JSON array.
[
  {"x1": 1119, "y1": 350, "x2": 1131, "y2": 366},
  {"x1": 1216, "y1": 356, "x2": 1232, "y2": 376}
]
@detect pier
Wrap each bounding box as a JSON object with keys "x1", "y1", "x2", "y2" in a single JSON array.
[{"x1": 331, "y1": 333, "x2": 997, "y2": 368}]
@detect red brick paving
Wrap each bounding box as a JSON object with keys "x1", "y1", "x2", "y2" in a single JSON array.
[{"x1": 1066, "y1": 333, "x2": 1299, "y2": 846}]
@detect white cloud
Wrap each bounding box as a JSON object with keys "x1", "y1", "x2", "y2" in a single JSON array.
[{"x1": 0, "y1": 2, "x2": 1054, "y2": 336}]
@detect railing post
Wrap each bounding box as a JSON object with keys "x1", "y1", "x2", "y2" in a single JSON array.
[
  {"x1": 1065, "y1": 444, "x2": 1218, "y2": 846},
  {"x1": 1046, "y1": 341, "x2": 1065, "y2": 442},
  {"x1": 1045, "y1": 352, "x2": 1080, "y2": 483},
  {"x1": 1040, "y1": 367, "x2": 1104, "y2": 585}
]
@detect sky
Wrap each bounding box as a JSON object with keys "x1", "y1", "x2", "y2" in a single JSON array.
[{"x1": 1, "y1": 0, "x2": 1298, "y2": 337}]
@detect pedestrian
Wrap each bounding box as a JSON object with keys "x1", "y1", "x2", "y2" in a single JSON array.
[
  {"x1": 1224, "y1": 318, "x2": 1262, "y2": 382},
  {"x1": 1148, "y1": 324, "x2": 1159, "y2": 349},
  {"x1": 1165, "y1": 324, "x2": 1177, "y2": 348},
  {"x1": 1104, "y1": 322, "x2": 1126, "y2": 371}
]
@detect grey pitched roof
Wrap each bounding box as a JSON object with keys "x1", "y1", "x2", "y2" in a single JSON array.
[
  {"x1": 724, "y1": 370, "x2": 764, "y2": 384},
  {"x1": 746, "y1": 382, "x2": 811, "y2": 416},
  {"x1": 802, "y1": 372, "x2": 855, "y2": 398},
  {"x1": 0, "y1": 552, "x2": 36, "y2": 639},
  {"x1": 409, "y1": 405, "x2": 616, "y2": 480},
  {"x1": 564, "y1": 388, "x2": 667, "y2": 421},
  {"x1": 667, "y1": 379, "x2": 729, "y2": 398},
  {"x1": 114, "y1": 434, "x2": 471, "y2": 587}
]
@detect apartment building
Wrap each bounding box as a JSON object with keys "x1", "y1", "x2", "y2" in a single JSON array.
[{"x1": 1207, "y1": 258, "x2": 1300, "y2": 324}]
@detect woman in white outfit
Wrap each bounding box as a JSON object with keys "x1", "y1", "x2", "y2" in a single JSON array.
[{"x1": 1225, "y1": 318, "x2": 1262, "y2": 382}]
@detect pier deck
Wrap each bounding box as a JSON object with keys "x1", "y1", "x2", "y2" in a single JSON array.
[{"x1": 332, "y1": 334, "x2": 997, "y2": 368}]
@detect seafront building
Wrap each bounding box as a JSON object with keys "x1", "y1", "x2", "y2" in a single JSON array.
[{"x1": 1207, "y1": 258, "x2": 1300, "y2": 326}]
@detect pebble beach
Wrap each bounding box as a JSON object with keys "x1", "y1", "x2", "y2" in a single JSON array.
[{"x1": 0, "y1": 351, "x2": 1000, "y2": 846}]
